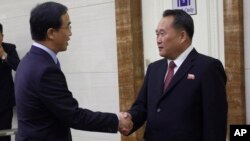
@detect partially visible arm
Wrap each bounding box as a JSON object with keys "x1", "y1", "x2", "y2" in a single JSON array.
[
  {"x1": 201, "y1": 59, "x2": 228, "y2": 141},
  {"x1": 1, "y1": 44, "x2": 20, "y2": 70},
  {"x1": 39, "y1": 67, "x2": 119, "y2": 133},
  {"x1": 126, "y1": 64, "x2": 152, "y2": 135}
]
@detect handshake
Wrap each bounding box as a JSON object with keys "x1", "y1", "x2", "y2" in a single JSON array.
[{"x1": 118, "y1": 112, "x2": 133, "y2": 135}]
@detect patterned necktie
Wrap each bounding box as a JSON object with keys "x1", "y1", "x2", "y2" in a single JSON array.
[{"x1": 163, "y1": 61, "x2": 176, "y2": 93}]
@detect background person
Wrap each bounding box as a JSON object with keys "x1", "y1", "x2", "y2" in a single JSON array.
[{"x1": 0, "y1": 23, "x2": 20, "y2": 141}]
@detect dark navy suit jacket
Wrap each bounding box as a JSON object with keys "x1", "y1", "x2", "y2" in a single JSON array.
[
  {"x1": 15, "y1": 46, "x2": 118, "y2": 141},
  {"x1": 0, "y1": 42, "x2": 20, "y2": 111},
  {"x1": 129, "y1": 49, "x2": 228, "y2": 141}
]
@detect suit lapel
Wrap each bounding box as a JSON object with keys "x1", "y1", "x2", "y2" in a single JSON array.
[
  {"x1": 156, "y1": 59, "x2": 168, "y2": 99},
  {"x1": 162, "y1": 49, "x2": 199, "y2": 96}
]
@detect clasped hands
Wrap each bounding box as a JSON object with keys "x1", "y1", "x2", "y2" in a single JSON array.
[
  {"x1": 0, "y1": 45, "x2": 5, "y2": 57},
  {"x1": 118, "y1": 112, "x2": 133, "y2": 135}
]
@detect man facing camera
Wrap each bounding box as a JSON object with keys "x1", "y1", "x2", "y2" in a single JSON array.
[
  {"x1": 14, "y1": 2, "x2": 132, "y2": 141},
  {"x1": 121, "y1": 9, "x2": 228, "y2": 141}
]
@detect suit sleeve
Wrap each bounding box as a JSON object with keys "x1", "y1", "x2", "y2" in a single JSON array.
[
  {"x1": 201, "y1": 59, "x2": 228, "y2": 141},
  {"x1": 128, "y1": 64, "x2": 150, "y2": 134},
  {"x1": 5, "y1": 44, "x2": 20, "y2": 70},
  {"x1": 39, "y1": 67, "x2": 119, "y2": 133}
]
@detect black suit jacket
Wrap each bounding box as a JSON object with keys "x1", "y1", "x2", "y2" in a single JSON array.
[
  {"x1": 0, "y1": 42, "x2": 20, "y2": 111},
  {"x1": 15, "y1": 46, "x2": 118, "y2": 141},
  {"x1": 129, "y1": 49, "x2": 228, "y2": 141}
]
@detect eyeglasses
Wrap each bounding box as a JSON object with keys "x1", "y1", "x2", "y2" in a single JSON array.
[{"x1": 60, "y1": 25, "x2": 71, "y2": 30}]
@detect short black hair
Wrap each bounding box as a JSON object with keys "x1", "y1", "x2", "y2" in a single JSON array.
[
  {"x1": 163, "y1": 9, "x2": 194, "y2": 40},
  {"x1": 0, "y1": 23, "x2": 3, "y2": 33},
  {"x1": 30, "y1": 1, "x2": 68, "y2": 41}
]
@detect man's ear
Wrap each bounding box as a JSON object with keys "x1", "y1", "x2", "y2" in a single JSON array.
[
  {"x1": 179, "y1": 30, "x2": 188, "y2": 43},
  {"x1": 47, "y1": 28, "x2": 55, "y2": 40}
]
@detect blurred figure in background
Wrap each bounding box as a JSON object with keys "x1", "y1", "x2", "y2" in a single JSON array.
[{"x1": 0, "y1": 23, "x2": 20, "y2": 141}]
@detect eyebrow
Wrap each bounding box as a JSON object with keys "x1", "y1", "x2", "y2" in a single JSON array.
[{"x1": 155, "y1": 29, "x2": 165, "y2": 33}]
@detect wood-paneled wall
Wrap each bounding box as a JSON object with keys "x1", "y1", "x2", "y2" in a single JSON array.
[
  {"x1": 115, "y1": 0, "x2": 145, "y2": 141},
  {"x1": 224, "y1": 0, "x2": 246, "y2": 127}
]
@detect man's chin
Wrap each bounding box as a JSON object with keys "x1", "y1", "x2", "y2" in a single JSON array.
[
  {"x1": 60, "y1": 47, "x2": 67, "y2": 52},
  {"x1": 159, "y1": 52, "x2": 166, "y2": 58}
]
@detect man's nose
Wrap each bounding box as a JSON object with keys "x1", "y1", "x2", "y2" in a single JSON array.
[{"x1": 157, "y1": 37, "x2": 162, "y2": 44}]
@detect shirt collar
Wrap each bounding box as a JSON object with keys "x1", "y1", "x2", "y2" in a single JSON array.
[
  {"x1": 32, "y1": 42, "x2": 58, "y2": 64},
  {"x1": 168, "y1": 45, "x2": 193, "y2": 68}
]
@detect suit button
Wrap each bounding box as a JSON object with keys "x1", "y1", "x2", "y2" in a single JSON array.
[{"x1": 157, "y1": 108, "x2": 161, "y2": 112}]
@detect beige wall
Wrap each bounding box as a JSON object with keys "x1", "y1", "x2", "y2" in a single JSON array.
[{"x1": 244, "y1": 0, "x2": 250, "y2": 124}]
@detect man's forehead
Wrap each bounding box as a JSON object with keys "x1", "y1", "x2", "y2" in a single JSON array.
[{"x1": 61, "y1": 13, "x2": 70, "y2": 24}]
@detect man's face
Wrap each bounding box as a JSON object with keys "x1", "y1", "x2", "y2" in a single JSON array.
[
  {"x1": 156, "y1": 16, "x2": 183, "y2": 60},
  {"x1": 52, "y1": 12, "x2": 72, "y2": 53}
]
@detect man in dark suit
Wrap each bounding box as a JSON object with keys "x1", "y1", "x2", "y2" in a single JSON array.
[
  {"x1": 0, "y1": 23, "x2": 20, "y2": 141},
  {"x1": 120, "y1": 9, "x2": 228, "y2": 141},
  {"x1": 14, "y1": 2, "x2": 132, "y2": 141}
]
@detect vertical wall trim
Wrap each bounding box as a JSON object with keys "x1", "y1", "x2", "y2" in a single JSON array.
[
  {"x1": 224, "y1": 0, "x2": 246, "y2": 130},
  {"x1": 207, "y1": 0, "x2": 225, "y2": 63},
  {"x1": 115, "y1": 0, "x2": 145, "y2": 141}
]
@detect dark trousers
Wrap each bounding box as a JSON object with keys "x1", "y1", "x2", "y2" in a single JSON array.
[{"x1": 0, "y1": 108, "x2": 13, "y2": 141}]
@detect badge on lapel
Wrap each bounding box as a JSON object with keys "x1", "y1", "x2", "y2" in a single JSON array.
[{"x1": 187, "y1": 73, "x2": 195, "y2": 80}]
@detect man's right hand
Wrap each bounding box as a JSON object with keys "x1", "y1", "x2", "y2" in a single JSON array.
[{"x1": 118, "y1": 112, "x2": 133, "y2": 135}]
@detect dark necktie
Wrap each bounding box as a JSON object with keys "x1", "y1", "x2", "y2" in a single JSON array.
[
  {"x1": 163, "y1": 61, "x2": 176, "y2": 93},
  {"x1": 56, "y1": 59, "x2": 61, "y2": 70}
]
